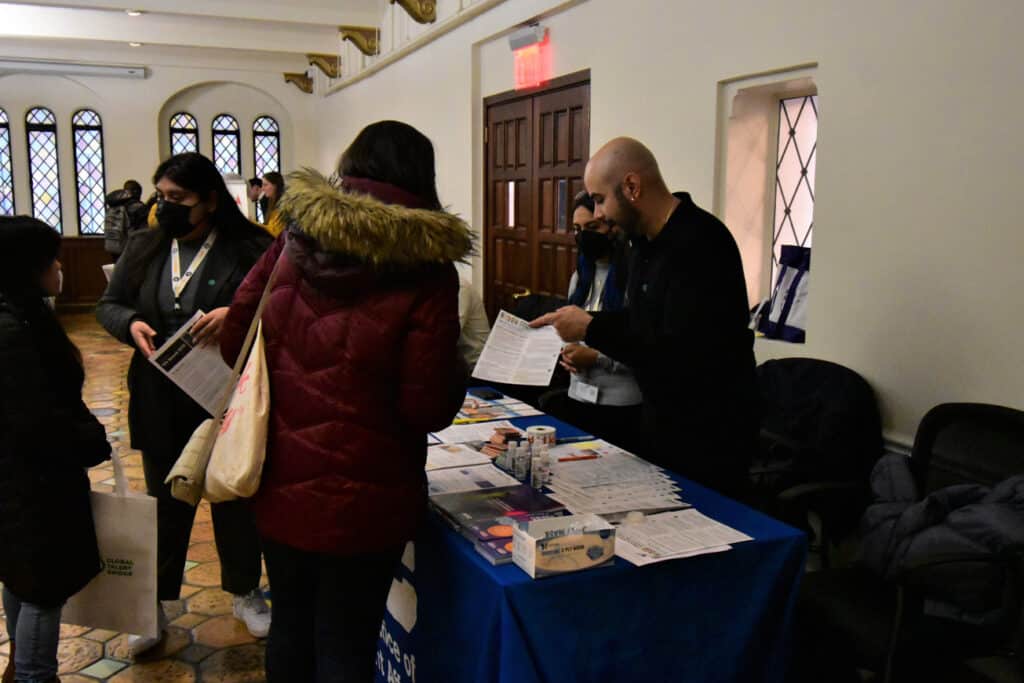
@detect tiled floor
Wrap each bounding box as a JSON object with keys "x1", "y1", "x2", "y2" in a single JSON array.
[{"x1": 0, "y1": 314, "x2": 268, "y2": 682}]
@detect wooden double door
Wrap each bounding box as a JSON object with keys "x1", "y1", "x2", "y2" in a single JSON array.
[{"x1": 483, "y1": 71, "x2": 590, "y2": 320}]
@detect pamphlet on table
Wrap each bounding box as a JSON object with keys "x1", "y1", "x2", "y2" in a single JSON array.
[
  {"x1": 454, "y1": 393, "x2": 542, "y2": 423},
  {"x1": 147, "y1": 310, "x2": 232, "y2": 416},
  {"x1": 426, "y1": 464, "x2": 520, "y2": 496},
  {"x1": 614, "y1": 509, "x2": 752, "y2": 566},
  {"x1": 431, "y1": 420, "x2": 524, "y2": 445},
  {"x1": 471, "y1": 311, "x2": 563, "y2": 386}
]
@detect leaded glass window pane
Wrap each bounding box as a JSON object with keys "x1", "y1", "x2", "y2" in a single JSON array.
[
  {"x1": 0, "y1": 109, "x2": 14, "y2": 216},
  {"x1": 771, "y1": 95, "x2": 818, "y2": 286},
  {"x1": 212, "y1": 114, "x2": 241, "y2": 175},
  {"x1": 169, "y1": 112, "x2": 199, "y2": 155},
  {"x1": 253, "y1": 116, "x2": 279, "y2": 134},
  {"x1": 26, "y1": 107, "x2": 62, "y2": 232},
  {"x1": 73, "y1": 109, "x2": 106, "y2": 235}
]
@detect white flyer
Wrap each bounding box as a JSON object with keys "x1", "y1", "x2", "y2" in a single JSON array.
[
  {"x1": 471, "y1": 310, "x2": 564, "y2": 386},
  {"x1": 426, "y1": 464, "x2": 521, "y2": 497},
  {"x1": 614, "y1": 509, "x2": 752, "y2": 566},
  {"x1": 147, "y1": 311, "x2": 233, "y2": 416},
  {"x1": 431, "y1": 420, "x2": 524, "y2": 445},
  {"x1": 426, "y1": 444, "x2": 493, "y2": 471}
]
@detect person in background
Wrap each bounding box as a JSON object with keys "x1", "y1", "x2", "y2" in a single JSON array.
[
  {"x1": 221, "y1": 120, "x2": 471, "y2": 682},
  {"x1": 96, "y1": 153, "x2": 273, "y2": 656},
  {"x1": 104, "y1": 179, "x2": 149, "y2": 261},
  {"x1": 247, "y1": 177, "x2": 263, "y2": 205},
  {"x1": 458, "y1": 278, "x2": 490, "y2": 371},
  {"x1": 549, "y1": 190, "x2": 644, "y2": 454},
  {"x1": 260, "y1": 172, "x2": 286, "y2": 237},
  {"x1": 531, "y1": 138, "x2": 758, "y2": 499},
  {"x1": 1, "y1": 216, "x2": 112, "y2": 683}
]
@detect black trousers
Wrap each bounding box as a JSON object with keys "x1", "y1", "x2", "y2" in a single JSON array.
[
  {"x1": 262, "y1": 537, "x2": 402, "y2": 683},
  {"x1": 142, "y1": 449, "x2": 262, "y2": 601}
]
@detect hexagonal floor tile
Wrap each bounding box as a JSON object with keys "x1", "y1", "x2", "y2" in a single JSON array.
[
  {"x1": 193, "y1": 616, "x2": 256, "y2": 649},
  {"x1": 184, "y1": 562, "x2": 222, "y2": 588},
  {"x1": 200, "y1": 643, "x2": 266, "y2": 683},
  {"x1": 108, "y1": 658, "x2": 197, "y2": 682},
  {"x1": 57, "y1": 637, "x2": 104, "y2": 674},
  {"x1": 60, "y1": 623, "x2": 93, "y2": 639},
  {"x1": 186, "y1": 588, "x2": 233, "y2": 617},
  {"x1": 187, "y1": 542, "x2": 219, "y2": 563}
]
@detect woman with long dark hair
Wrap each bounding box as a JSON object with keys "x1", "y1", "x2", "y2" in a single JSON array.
[
  {"x1": 260, "y1": 172, "x2": 286, "y2": 237},
  {"x1": 220, "y1": 120, "x2": 470, "y2": 681},
  {"x1": 554, "y1": 190, "x2": 644, "y2": 454},
  {"x1": 1, "y1": 216, "x2": 111, "y2": 683},
  {"x1": 96, "y1": 153, "x2": 273, "y2": 655}
]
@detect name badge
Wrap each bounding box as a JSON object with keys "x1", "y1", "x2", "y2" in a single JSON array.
[{"x1": 576, "y1": 381, "x2": 600, "y2": 404}]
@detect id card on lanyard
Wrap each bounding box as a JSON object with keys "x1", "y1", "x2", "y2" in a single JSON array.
[{"x1": 171, "y1": 231, "x2": 217, "y2": 312}]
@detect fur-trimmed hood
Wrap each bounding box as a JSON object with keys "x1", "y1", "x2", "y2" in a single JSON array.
[{"x1": 279, "y1": 168, "x2": 473, "y2": 267}]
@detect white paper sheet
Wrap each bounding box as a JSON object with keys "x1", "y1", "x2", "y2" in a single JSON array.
[
  {"x1": 426, "y1": 465, "x2": 521, "y2": 496},
  {"x1": 148, "y1": 311, "x2": 233, "y2": 416},
  {"x1": 614, "y1": 509, "x2": 752, "y2": 566},
  {"x1": 471, "y1": 310, "x2": 563, "y2": 386},
  {"x1": 425, "y1": 444, "x2": 493, "y2": 471},
  {"x1": 431, "y1": 420, "x2": 524, "y2": 445}
]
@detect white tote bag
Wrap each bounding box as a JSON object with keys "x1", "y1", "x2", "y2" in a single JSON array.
[
  {"x1": 63, "y1": 451, "x2": 159, "y2": 638},
  {"x1": 203, "y1": 320, "x2": 271, "y2": 503}
]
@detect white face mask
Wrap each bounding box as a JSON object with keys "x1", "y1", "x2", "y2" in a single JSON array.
[{"x1": 57, "y1": 268, "x2": 63, "y2": 295}]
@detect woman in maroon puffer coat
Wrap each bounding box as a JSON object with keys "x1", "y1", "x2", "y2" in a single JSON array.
[{"x1": 220, "y1": 120, "x2": 472, "y2": 682}]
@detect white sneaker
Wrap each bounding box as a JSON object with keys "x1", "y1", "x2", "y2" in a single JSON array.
[
  {"x1": 128, "y1": 604, "x2": 168, "y2": 658},
  {"x1": 233, "y1": 589, "x2": 271, "y2": 638}
]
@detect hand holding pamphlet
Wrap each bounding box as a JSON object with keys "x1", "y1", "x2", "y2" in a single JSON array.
[{"x1": 148, "y1": 310, "x2": 233, "y2": 416}]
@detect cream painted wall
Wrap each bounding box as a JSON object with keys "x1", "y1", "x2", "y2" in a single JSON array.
[
  {"x1": 314, "y1": 0, "x2": 1024, "y2": 443},
  {"x1": 0, "y1": 40, "x2": 318, "y2": 234}
]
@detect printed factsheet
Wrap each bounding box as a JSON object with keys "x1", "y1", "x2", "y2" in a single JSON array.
[
  {"x1": 614, "y1": 509, "x2": 752, "y2": 566},
  {"x1": 471, "y1": 310, "x2": 563, "y2": 386},
  {"x1": 148, "y1": 311, "x2": 232, "y2": 416}
]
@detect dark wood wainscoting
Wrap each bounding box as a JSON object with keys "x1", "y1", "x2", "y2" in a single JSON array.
[{"x1": 57, "y1": 237, "x2": 112, "y2": 313}]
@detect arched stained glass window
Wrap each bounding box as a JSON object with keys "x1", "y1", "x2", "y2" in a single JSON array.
[
  {"x1": 26, "y1": 107, "x2": 62, "y2": 232},
  {"x1": 0, "y1": 109, "x2": 14, "y2": 216},
  {"x1": 72, "y1": 109, "x2": 106, "y2": 235},
  {"x1": 252, "y1": 116, "x2": 280, "y2": 222},
  {"x1": 212, "y1": 114, "x2": 241, "y2": 175},
  {"x1": 169, "y1": 112, "x2": 199, "y2": 155}
]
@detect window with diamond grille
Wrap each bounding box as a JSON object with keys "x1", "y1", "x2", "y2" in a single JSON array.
[
  {"x1": 169, "y1": 112, "x2": 199, "y2": 156},
  {"x1": 72, "y1": 109, "x2": 106, "y2": 235},
  {"x1": 212, "y1": 114, "x2": 241, "y2": 175},
  {"x1": 771, "y1": 95, "x2": 818, "y2": 286},
  {"x1": 26, "y1": 107, "x2": 62, "y2": 232},
  {"x1": 0, "y1": 109, "x2": 14, "y2": 216},
  {"x1": 252, "y1": 116, "x2": 280, "y2": 222}
]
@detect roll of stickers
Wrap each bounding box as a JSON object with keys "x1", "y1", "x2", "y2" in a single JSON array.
[{"x1": 526, "y1": 425, "x2": 556, "y2": 446}]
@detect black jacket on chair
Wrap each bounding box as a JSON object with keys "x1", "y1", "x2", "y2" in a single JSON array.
[
  {"x1": 0, "y1": 295, "x2": 111, "y2": 606},
  {"x1": 96, "y1": 225, "x2": 271, "y2": 456}
]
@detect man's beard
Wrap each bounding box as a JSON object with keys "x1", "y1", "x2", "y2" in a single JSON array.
[{"x1": 612, "y1": 185, "x2": 642, "y2": 237}]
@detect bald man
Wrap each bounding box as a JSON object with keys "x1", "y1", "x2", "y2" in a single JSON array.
[{"x1": 532, "y1": 138, "x2": 757, "y2": 498}]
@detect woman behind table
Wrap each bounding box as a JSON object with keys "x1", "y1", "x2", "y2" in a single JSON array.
[
  {"x1": 0, "y1": 216, "x2": 111, "y2": 683},
  {"x1": 96, "y1": 153, "x2": 273, "y2": 656},
  {"x1": 555, "y1": 190, "x2": 645, "y2": 454},
  {"x1": 220, "y1": 120, "x2": 471, "y2": 682}
]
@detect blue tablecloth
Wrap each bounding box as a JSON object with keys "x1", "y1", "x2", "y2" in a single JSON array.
[{"x1": 376, "y1": 415, "x2": 806, "y2": 683}]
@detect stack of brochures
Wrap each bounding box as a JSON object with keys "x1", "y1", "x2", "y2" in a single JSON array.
[
  {"x1": 545, "y1": 441, "x2": 689, "y2": 519},
  {"x1": 430, "y1": 485, "x2": 568, "y2": 566}
]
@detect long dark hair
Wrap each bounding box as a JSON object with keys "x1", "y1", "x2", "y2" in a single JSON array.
[
  {"x1": 262, "y1": 171, "x2": 285, "y2": 215},
  {"x1": 0, "y1": 215, "x2": 83, "y2": 383},
  {"x1": 338, "y1": 120, "x2": 443, "y2": 210},
  {"x1": 569, "y1": 191, "x2": 628, "y2": 311},
  {"x1": 119, "y1": 153, "x2": 263, "y2": 291}
]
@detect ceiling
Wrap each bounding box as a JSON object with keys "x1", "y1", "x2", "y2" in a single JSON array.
[{"x1": 0, "y1": 0, "x2": 385, "y2": 62}]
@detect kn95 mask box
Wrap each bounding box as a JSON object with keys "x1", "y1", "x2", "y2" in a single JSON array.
[{"x1": 512, "y1": 513, "x2": 615, "y2": 579}]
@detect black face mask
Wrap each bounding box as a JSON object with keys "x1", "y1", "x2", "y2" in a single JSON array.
[
  {"x1": 577, "y1": 230, "x2": 611, "y2": 261},
  {"x1": 156, "y1": 199, "x2": 198, "y2": 239}
]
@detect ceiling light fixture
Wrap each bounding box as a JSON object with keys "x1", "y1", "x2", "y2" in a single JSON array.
[
  {"x1": 129, "y1": 42, "x2": 143, "y2": 47},
  {"x1": 126, "y1": 9, "x2": 144, "y2": 16}
]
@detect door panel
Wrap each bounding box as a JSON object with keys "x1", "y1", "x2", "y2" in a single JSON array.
[{"x1": 484, "y1": 77, "x2": 590, "y2": 319}]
